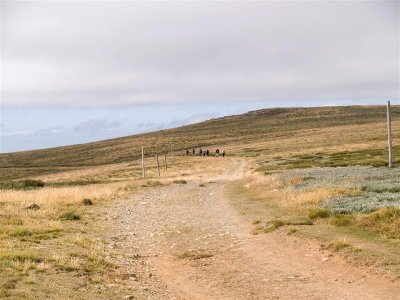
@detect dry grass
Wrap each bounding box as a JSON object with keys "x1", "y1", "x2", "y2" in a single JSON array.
[
  {"x1": 330, "y1": 239, "x2": 352, "y2": 252},
  {"x1": 0, "y1": 180, "x2": 136, "y2": 298},
  {"x1": 239, "y1": 174, "x2": 361, "y2": 215},
  {"x1": 177, "y1": 250, "x2": 214, "y2": 260},
  {"x1": 356, "y1": 208, "x2": 400, "y2": 239},
  {"x1": 1, "y1": 105, "x2": 400, "y2": 294}
]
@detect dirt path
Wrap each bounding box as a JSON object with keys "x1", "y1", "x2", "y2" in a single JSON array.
[{"x1": 105, "y1": 158, "x2": 400, "y2": 299}]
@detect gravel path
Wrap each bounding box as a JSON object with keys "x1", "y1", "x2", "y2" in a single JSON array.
[{"x1": 103, "y1": 159, "x2": 400, "y2": 299}]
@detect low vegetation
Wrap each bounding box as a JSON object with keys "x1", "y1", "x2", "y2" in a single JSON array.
[
  {"x1": 308, "y1": 208, "x2": 330, "y2": 220},
  {"x1": 173, "y1": 179, "x2": 187, "y2": 184},
  {"x1": 0, "y1": 180, "x2": 133, "y2": 298},
  {"x1": 177, "y1": 250, "x2": 213, "y2": 260},
  {"x1": 0, "y1": 179, "x2": 45, "y2": 190},
  {"x1": 356, "y1": 208, "x2": 400, "y2": 239},
  {"x1": 1, "y1": 105, "x2": 400, "y2": 295}
]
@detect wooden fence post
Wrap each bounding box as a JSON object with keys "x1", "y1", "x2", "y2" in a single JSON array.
[
  {"x1": 387, "y1": 101, "x2": 393, "y2": 168},
  {"x1": 156, "y1": 154, "x2": 160, "y2": 177},
  {"x1": 141, "y1": 146, "x2": 145, "y2": 178}
]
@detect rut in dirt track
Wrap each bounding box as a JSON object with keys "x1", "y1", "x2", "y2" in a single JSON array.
[{"x1": 107, "y1": 158, "x2": 400, "y2": 300}]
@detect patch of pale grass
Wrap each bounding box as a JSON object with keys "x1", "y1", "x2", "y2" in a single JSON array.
[
  {"x1": 0, "y1": 250, "x2": 41, "y2": 263},
  {"x1": 284, "y1": 176, "x2": 312, "y2": 186},
  {"x1": 238, "y1": 173, "x2": 362, "y2": 216},
  {"x1": 329, "y1": 238, "x2": 351, "y2": 252},
  {"x1": 70, "y1": 235, "x2": 93, "y2": 249},
  {"x1": 51, "y1": 253, "x2": 83, "y2": 271},
  {"x1": 285, "y1": 187, "x2": 362, "y2": 207},
  {"x1": 0, "y1": 182, "x2": 129, "y2": 220},
  {"x1": 10, "y1": 259, "x2": 36, "y2": 274}
]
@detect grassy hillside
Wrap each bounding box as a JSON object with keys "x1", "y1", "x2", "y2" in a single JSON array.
[
  {"x1": 1, "y1": 105, "x2": 399, "y2": 180},
  {"x1": 1, "y1": 105, "x2": 400, "y2": 298}
]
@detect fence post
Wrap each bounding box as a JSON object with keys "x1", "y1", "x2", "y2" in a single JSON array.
[
  {"x1": 156, "y1": 154, "x2": 160, "y2": 177},
  {"x1": 141, "y1": 146, "x2": 145, "y2": 178},
  {"x1": 164, "y1": 153, "x2": 168, "y2": 170},
  {"x1": 387, "y1": 101, "x2": 393, "y2": 168}
]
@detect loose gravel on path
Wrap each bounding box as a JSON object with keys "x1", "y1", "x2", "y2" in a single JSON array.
[{"x1": 101, "y1": 159, "x2": 400, "y2": 299}]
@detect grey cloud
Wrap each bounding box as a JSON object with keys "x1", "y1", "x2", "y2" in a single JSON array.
[
  {"x1": 73, "y1": 119, "x2": 123, "y2": 134},
  {"x1": 164, "y1": 113, "x2": 218, "y2": 128},
  {"x1": 34, "y1": 126, "x2": 65, "y2": 136},
  {"x1": 134, "y1": 113, "x2": 219, "y2": 134},
  {"x1": 135, "y1": 122, "x2": 161, "y2": 131},
  {"x1": 1, "y1": 1, "x2": 399, "y2": 107}
]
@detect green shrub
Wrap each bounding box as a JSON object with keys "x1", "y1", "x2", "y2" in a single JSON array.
[
  {"x1": 0, "y1": 179, "x2": 45, "y2": 190},
  {"x1": 21, "y1": 179, "x2": 45, "y2": 188}
]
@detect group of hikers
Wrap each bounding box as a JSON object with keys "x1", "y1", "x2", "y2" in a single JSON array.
[{"x1": 186, "y1": 148, "x2": 226, "y2": 157}]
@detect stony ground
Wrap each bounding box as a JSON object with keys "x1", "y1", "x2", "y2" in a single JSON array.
[{"x1": 98, "y1": 159, "x2": 400, "y2": 299}]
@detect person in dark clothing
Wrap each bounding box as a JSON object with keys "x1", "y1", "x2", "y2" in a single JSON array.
[
  {"x1": 222, "y1": 150, "x2": 225, "y2": 157},
  {"x1": 186, "y1": 149, "x2": 189, "y2": 155},
  {"x1": 206, "y1": 149, "x2": 209, "y2": 156},
  {"x1": 216, "y1": 149, "x2": 220, "y2": 157},
  {"x1": 199, "y1": 149, "x2": 203, "y2": 156},
  {"x1": 192, "y1": 148, "x2": 195, "y2": 155}
]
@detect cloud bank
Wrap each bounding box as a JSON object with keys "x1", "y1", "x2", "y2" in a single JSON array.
[{"x1": 1, "y1": 1, "x2": 399, "y2": 107}]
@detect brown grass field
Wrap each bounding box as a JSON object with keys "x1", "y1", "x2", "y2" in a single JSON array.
[{"x1": 1, "y1": 105, "x2": 400, "y2": 298}]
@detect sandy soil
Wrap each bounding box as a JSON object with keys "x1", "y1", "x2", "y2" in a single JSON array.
[{"x1": 102, "y1": 158, "x2": 400, "y2": 299}]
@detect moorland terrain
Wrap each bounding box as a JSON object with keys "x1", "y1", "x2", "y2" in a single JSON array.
[{"x1": 1, "y1": 105, "x2": 400, "y2": 299}]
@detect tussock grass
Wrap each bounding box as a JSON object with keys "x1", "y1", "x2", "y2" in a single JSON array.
[
  {"x1": 0, "y1": 180, "x2": 130, "y2": 295},
  {"x1": 0, "y1": 250, "x2": 41, "y2": 263},
  {"x1": 0, "y1": 179, "x2": 45, "y2": 190},
  {"x1": 308, "y1": 208, "x2": 330, "y2": 220},
  {"x1": 239, "y1": 174, "x2": 361, "y2": 214},
  {"x1": 60, "y1": 211, "x2": 81, "y2": 221},
  {"x1": 141, "y1": 180, "x2": 163, "y2": 187},
  {"x1": 173, "y1": 179, "x2": 187, "y2": 184},
  {"x1": 251, "y1": 218, "x2": 313, "y2": 235},
  {"x1": 329, "y1": 214, "x2": 355, "y2": 226},
  {"x1": 356, "y1": 208, "x2": 400, "y2": 239},
  {"x1": 330, "y1": 240, "x2": 351, "y2": 252},
  {"x1": 177, "y1": 250, "x2": 213, "y2": 260},
  {"x1": 284, "y1": 176, "x2": 314, "y2": 187},
  {"x1": 0, "y1": 215, "x2": 23, "y2": 225}
]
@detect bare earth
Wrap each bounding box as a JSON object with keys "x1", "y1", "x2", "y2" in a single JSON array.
[{"x1": 101, "y1": 159, "x2": 400, "y2": 299}]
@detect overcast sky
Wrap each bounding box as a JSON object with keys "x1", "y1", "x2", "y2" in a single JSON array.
[{"x1": 1, "y1": 0, "x2": 399, "y2": 152}]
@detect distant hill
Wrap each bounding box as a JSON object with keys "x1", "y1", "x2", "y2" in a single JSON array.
[{"x1": 1, "y1": 105, "x2": 398, "y2": 180}]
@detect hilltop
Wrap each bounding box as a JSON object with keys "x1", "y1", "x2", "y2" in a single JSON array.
[{"x1": 1, "y1": 105, "x2": 399, "y2": 180}]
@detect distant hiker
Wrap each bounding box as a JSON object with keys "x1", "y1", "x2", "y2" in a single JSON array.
[
  {"x1": 216, "y1": 149, "x2": 220, "y2": 157},
  {"x1": 186, "y1": 149, "x2": 189, "y2": 155},
  {"x1": 192, "y1": 148, "x2": 195, "y2": 155},
  {"x1": 199, "y1": 149, "x2": 203, "y2": 156},
  {"x1": 203, "y1": 151, "x2": 206, "y2": 157},
  {"x1": 206, "y1": 149, "x2": 210, "y2": 156},
  {"x1": 222, "y1": 150, "x2": 225, "y2": 157}
]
